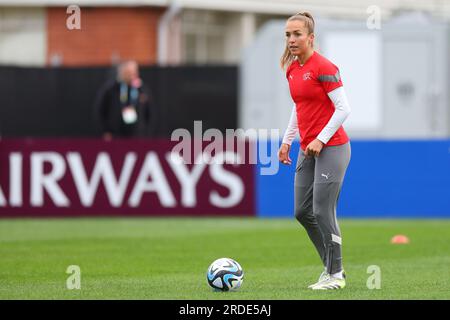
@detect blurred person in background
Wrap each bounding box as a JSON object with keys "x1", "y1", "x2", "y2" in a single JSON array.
[
  {"x1": 94, "y1": 60, "x2": 156, "y2": 139},
  {"x1": 278, "y1": 12, "x2": 351, "y2": 290}
]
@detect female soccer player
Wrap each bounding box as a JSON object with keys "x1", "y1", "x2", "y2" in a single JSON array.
[{"x1": 278, "y1": 12, "x2": 351, "y2": 290}]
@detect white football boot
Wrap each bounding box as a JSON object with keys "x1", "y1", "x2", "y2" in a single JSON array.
[
  {"x1": 307, "y1": 268, "x2": 330, "y2": 289},
  {"x1": 311, "y1": 271, "x2": 346, "y2": 290}
]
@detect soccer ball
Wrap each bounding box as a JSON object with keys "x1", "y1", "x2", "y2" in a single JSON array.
[{"x1": 206, "y1": 258, "x2": 244, "y2": 291}]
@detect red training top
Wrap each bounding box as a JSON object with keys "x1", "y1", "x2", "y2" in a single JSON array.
[{"x1": 286, "y1": 51, "x2": 349, "y2": 151}]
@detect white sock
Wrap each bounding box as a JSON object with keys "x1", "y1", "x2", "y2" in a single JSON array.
[{"x1": 331, "y1": 271, "x2": 344, "y2": 279}]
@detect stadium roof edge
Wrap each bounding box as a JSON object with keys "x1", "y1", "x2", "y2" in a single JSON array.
[
  {"x1": 0, "y1": 0, "x2": 358, "y2": 16},
  {"x1": 0, "y1": 0, "x2": 447, "y2": 19},
  {"x1": 0, "y1": 0, "x2": 163, "y2": 7}
]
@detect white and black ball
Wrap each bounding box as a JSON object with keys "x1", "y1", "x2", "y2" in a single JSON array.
[{"x1": 206, "y1": 258, "x2": 244, "y2": 291}]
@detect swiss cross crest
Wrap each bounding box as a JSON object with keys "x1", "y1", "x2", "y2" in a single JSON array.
[{"x1": 303, "y1": 72, "x2": 312, "y2": 80}]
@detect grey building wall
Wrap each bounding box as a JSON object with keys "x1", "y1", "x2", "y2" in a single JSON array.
[{"x1": 240, "y1": 12, "x2": 450, "y2": 139}]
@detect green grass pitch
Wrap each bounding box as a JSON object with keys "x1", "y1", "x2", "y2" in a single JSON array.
[{"x1": 0, "y1": 218, "x2": 449, "y2": 299}]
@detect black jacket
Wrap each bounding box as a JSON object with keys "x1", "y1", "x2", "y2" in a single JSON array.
[{"x1": 94, "y1": 79, "x2": 156, "y2": 137}]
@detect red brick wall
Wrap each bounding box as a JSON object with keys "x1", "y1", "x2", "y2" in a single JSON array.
[{"x1": 47, "y1": 7, "x2": 164, "y2": 66}]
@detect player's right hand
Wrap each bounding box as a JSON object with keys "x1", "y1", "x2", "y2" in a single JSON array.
[{"x1": 278, "y1": 143, "x2": 292, "y2": 165}]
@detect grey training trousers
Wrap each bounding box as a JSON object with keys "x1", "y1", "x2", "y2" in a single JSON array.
[{"x1": 294, "y1": 142, "x2": 351, "y2": 274}]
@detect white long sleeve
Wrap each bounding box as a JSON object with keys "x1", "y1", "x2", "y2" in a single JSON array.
[
  {"x1": 282, "y1": 104, "x2": 298, "y2": 145},
  {"x1": 317, "y1": 87, "x2": 351, "y2": 144}
]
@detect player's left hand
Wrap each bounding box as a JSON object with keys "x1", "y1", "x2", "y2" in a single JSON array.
[{"x1": 305, "y1": 139, "x2": 324, "y2": 157}]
